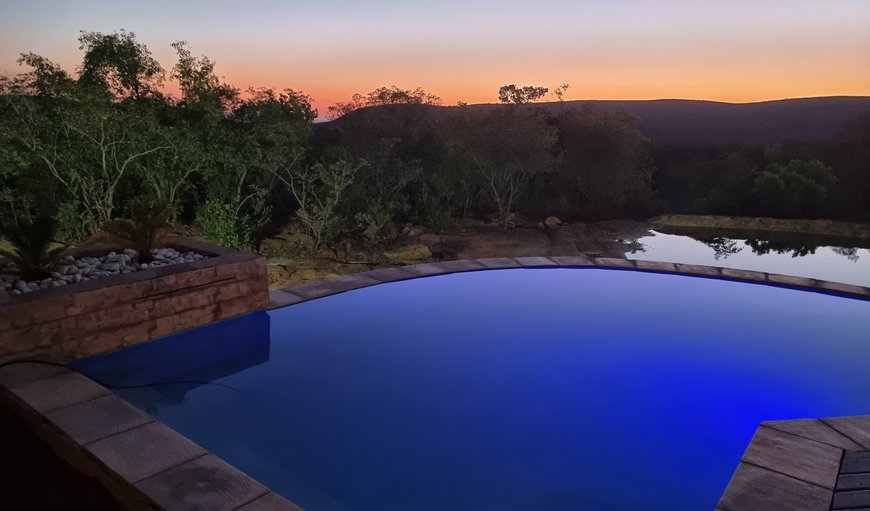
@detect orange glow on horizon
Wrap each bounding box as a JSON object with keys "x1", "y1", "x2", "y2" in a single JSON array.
[{"x1": 1, "y1": 0, "x2": 867, "y2": 118}]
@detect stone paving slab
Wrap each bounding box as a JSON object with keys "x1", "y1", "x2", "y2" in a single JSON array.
[
  {"x1": 234, "y1": 491, "x2": 303, "y2": 511},
  {"x1": 422, "y1": 259, "x2": 484, "y2": 272},
  {"x1": 592, "y1": 257, "x2": 636, "y2": 268},
  {"x1": 841, "y1": 452, "x2": 870, "y2": 474},
  {"x1": 1, "y1": 362, "x2": 307, "y2": 511},
  {"x1": 514, "y1": 256, "x2": 557, "y2": 267},
  {"x1": 824, "y1": 416, "x2": 870, "y2": 449},
  {"x1": 548, "y1": 255, "x2": 594, "y2": 266},
  {"x1": 85, "y1": 422, "x2": 207, "y2": 483},
  {"x1": 135, "y1": 454, "x2": 269, "y2": 511},
  {"x1": 9, "y1": 371, "x2": 111, "y2": 413},
  {"x1": 717, "y1": 461, "x2": 832, "y2": 511},
  {"x1": 721, "y1": 267, "x2": 769, "y2": 282},
  {"x1": 475, "y1": 257, "x2": 523, "y2": 269},
  {"x1": 742, "y1": 426, "x2": 842, "y2": 489},
  {"x1": 718, "y1": 416, "x2": 870, "y2": 511},
  {"x1": 284, "y1": 274, "x2": 380, "y2": 300},
  {"x1": 675, "y1": 263, "x2": 723, "y2": 277},
  {"x1": 763, "y1": 419, "x2": 865, "y2": 450},
  {"x1": 832, "y1": 489, "x2": 870, "y2": 509},
  {"x1": 393, "y1": 262, "x2": 452, "y2": 277},
  {"x1": 45, "y1": 394, "x2": 155, "y2": 445},
  {"x1": 767, "y1": 273, "x2": 819, "y2": 288},
  {"x1": 838, "y1": 473, "x2": 870, "y2": 491},
  {"x1": 0, "y1": 362, "x2": 70, "y2": 389},
  {"x1": 819, "y1": 280, "x2": 870, "y2": 298},
  {"x1": 361, "y1": 266, "x2": 418, "y2": 282},
  {"x1": 268, "y1": 289, "x2": 305, "y2": 309},
  {"x1": 634, "y1": 260, "x2": 677, "y2": 272}
]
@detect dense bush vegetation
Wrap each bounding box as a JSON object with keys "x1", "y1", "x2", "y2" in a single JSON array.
[{"x1": 1, "y1": 31, "x2": 867, "y2": 256}]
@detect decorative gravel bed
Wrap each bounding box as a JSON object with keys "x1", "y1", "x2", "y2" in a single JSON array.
[{"x1": 0, "y1": 247, "x2": 208, "y2": 295}]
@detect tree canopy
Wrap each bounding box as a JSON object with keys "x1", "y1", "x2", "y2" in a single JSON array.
[
  {"x1": 327, "y1": 86, "x2": 441, "y2": 119},
  {"x1": 77, "y1": 30, "x2": 165, "y2": 100},
  {"x1": 498, "y1": 84, "x2": 549, "y2": 104},
  {"x1": 1, "y1": 29, "x2": 863, "y2": 258}
]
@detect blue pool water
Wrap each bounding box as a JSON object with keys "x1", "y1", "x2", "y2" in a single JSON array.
[{"x1": 75, "y1": 268, "x2": 870, "y2": 510}]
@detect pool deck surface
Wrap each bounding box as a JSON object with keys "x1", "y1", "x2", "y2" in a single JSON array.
[
  {"x1": 2, "y1": 257, "x2": 870, "y2": 511},
  {"x1": 717, "y1": 417, "x2": 870, "y2": 511}
]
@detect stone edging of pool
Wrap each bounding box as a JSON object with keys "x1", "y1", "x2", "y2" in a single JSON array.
[
  {"x1": 718, "y1": 417, "x2": 870, "y2": 511},
  {"x1": 4, "y1": 360, "x2": 867, "y2": 511},
  {"x1": 269, "y1": 256, "x2": 870, "y2": 511},
  {"x1": 268, "y1": 256, "x2": 870, "y2": 309},
  {"x1": 2, "y1": 256, "x2": 867, "y2": 511},
  {"x1": 0, "y1": 362, "x2": 302, "y2": 511}
]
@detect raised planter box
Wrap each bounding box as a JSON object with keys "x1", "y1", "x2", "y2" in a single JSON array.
[{"x1": 0, "y1": 238, "x2": 269, "y2": 363}]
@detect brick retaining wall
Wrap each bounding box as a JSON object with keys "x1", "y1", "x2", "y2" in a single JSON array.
[{"x1": 0, "y1": 239, "x2": 269, "y2": 363}]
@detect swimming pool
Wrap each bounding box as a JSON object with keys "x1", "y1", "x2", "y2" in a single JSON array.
[{"x1": 75, "y1": 268, "x2": 870, "y2": 510}]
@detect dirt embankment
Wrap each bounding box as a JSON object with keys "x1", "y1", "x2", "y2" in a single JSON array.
[{"x1": 264, "y1": 219, "x2": 653, "y2": 289}]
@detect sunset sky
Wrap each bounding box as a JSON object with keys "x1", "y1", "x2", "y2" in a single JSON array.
[{"x1": 1, "y1": 0, "x2": 868, "y2": 116}]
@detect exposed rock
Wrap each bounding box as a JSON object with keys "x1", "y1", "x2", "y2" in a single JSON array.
[
  {"x1": 292, "y1": 268, "x2": 340, "y2": 282},
  {"x1": 267, "y1": 265, "x2": 295, "y2": 289},
  {"x1": 544, "y1": 216, "x2": 562, "y2": 229},
  {"x1": 258, "y1": 224, "x2": 314, "y2": 259},
  {"x1": 383, "y1": 244, "x2": 432, "y2": 264},
  {"x1": 0, "y1": 247, "x2": 209, "y2": 297},
  {"x1": 402, "y1": 224, "x2": 426, "y2": 237}
]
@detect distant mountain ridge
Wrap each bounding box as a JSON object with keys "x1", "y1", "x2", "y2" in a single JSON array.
[
  {"x1": 562, "y1": 96, "x2": 870, "y2": 146},
  {"x1": 325, "y1": 96, "x2": 870, "y2": 147}
]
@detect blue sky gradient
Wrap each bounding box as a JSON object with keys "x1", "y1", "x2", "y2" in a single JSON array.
[{"x1": 1, "y1": 0, "x2": 868, "y2": 111}]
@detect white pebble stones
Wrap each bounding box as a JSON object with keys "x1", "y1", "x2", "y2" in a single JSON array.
[{"x1": 0, "y1": 247, "x2": 207, "y2": 295}]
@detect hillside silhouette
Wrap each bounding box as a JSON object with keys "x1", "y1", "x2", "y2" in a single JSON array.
[{"x1": 326, "y1": 96, "x2": 870, "y2": 147}]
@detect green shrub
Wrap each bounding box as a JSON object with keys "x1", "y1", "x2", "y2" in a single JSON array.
[
  {"x1": 412, "y1": 180, "x2": 455, "y2": 231},
  {"x1": 197, "y1": 199, "x2": 252, "y2": 249},
  {"x1": 94, "y1": 198, "x2": 174, "y2": 262},
  {"x1": 0, "y1": 217, "x2": 66, "y2": 281},
  {"x1": 354, "y1": 202, "x2": 394, "y2": 249}
]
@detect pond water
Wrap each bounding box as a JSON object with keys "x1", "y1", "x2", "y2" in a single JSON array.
[
  {"x1": 75, "y1": 268, "x2": 870, "y2": 511},
  {"x1": 628, "y1": 229, "x2": 870, "y2": 286}
]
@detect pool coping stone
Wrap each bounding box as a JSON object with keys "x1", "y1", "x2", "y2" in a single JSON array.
[
  {"x1": 266, "y1": 257, "x2": 870, "y2": 510},
  {"x1": 269, "y1": 257, "x2": 870, "y2": 307},
  {"x1": 719, "y1": 416, "x2": 870, "y2": 511},
  {"x1": 0, "y1": 362, "x2": 303, "y2": 511},
  {"x1": 3, "y1": 257, "x2": 870, "y2": 511},
  {"x1": 134, "y1": 454, "x2": 271, "y2": 511}
]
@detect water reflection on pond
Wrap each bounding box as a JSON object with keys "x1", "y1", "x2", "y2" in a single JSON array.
[{"x1": 627, "y1": 229, "x2": 870, "y2": 287}]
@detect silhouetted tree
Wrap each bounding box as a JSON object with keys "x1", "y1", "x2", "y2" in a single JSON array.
[
  {"x1": 498, "y1": 84, "x2": 548, "y2": 104},
  {"x1": 77, "y1": 30, "x2": 165, "y2": 100},
  {"x1": 751, "y1": 159, "x2": 836, "y2": 218},
  {"x1": 328, "y1": 86, "x2": 440, "y2": 119},
  {"x1": 553, "y1": 107, "x2": 655, "y2": 218},
  {"x1": 447, "y1": 105, "x2": 558, "y2": 227}
]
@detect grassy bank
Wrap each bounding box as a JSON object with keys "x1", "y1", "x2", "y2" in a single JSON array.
[{"x1": 650, "y1": 215, "x2": 870, "y2": 239}]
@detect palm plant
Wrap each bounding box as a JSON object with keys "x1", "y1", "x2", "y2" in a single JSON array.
[
  {"x1": 0, "y1": 217, "x2": 67, "y2": 281},
  {"x1": 94, "y1": 198, "x2": 175, "y2": 263}
]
